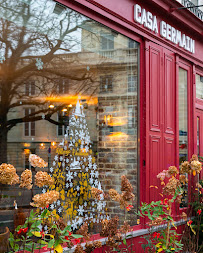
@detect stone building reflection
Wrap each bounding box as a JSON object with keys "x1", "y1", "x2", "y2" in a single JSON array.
[{"x1": 4, "y1": 20, "x2": 139, "y2": 227}]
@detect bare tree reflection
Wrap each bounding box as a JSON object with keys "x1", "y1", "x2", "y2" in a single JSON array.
[{"x1": 0, "y1": 0, "x2": 94, "y2": 163}]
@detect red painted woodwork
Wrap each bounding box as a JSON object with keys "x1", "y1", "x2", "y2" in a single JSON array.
[
  {"x1": 146, "y1": 41, "x2": 176, "y2": 203},
  {"x1": 195, "y1": 93, "x2": 203, "y2": 180},
  {"x1": 195, "y1": 109, "x2": 203, "y2": 160},
  {"x1": 164, "y1": 54, "x2": 175, "y2": 135},
  {"x1": 163, "y1": 50, "x2": 176, "y2": 169},
  {"x1": 149, "y1": 46, "x2": 162, "y2": 133},
  {"x1": 195, "y1": 69, "x2": 203, "y2": 173}
]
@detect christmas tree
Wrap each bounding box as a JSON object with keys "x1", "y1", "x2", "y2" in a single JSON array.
[{"x1": 44, "y1": 100, "x2": 107, "y2": 230}]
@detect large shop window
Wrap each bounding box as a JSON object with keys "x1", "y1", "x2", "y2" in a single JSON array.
[
  {"x1": 0, "y1": 0, "x2": 139, "y2": 231},
  {"x1": 179, "y1": 68, "x2": 188, "y2": 207}
]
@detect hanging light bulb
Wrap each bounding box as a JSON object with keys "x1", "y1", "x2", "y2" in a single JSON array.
[
  {"x1": 49, "y1": 104, "x2": 54, "y2": 109},
  {"x1": 51, "y1": 142, "x2": 56, "y2": 147}
]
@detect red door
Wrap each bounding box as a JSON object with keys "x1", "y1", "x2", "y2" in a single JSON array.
[{"x1": 145, "y1": 42, "x2": 176, "y2": 203}]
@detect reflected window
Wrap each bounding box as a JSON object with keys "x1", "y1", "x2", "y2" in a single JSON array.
[
  {"x1": 101, "y1": 34, "x2": 114, "y2": 50},
  {"x1": 25, "y1": 81, "x2": 35, "y2": 96},
  {"x1": 196, "y1": 74, "x2": 203, "y2": 99},
  {"x1": 24, "y1": 108, "x2": 35, "y2": 136},
  {"x1": 58, "y1": 79, "x2": 69, "y2": 94},
  {"x1": 128, "y1": 75, "x2": 137, "y2": 93},
  {"x1": 128, "y1": 106, "x2": 135, "y2": 128},
  {"x1": 128, "y1": 39, "x2": 138, "y2": 56},
  {"x1": 100, "y1": 75, "x2": 113, "y2": 93}
]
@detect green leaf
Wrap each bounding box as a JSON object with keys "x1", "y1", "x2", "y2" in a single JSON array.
[
  {"x1": 71, "y1": 234, "x2": 83, "y2": 239},
  {"x1": 27, "y1": 231, "x2": 34, "y2": 237},
  {"x1": 8, "y1": 238, "x2": 14, "y2": 248},
  {"x1": 38, "y1": 240, "x2": 47, "y2": 245},
  {"x1": 54, "y1": 239, "x2": 61, "y2": 247},
  {"x1": 64, "y1": 225, "x2": 72, "y2": 232},
  {"x1": 25, "y1": 247, "x2": 32, "y2": 252},
  {"x1": 41, "y1": 209, "x2": 48, "y2": 218},
  {"x1": 31, "y1": 222, "x2": 41, "y2": 229},
  {"x1": 113, "y1": 248, "x2": 120, "y2": 252},
  {"x1": 63, "y1": 231, "x2": 72, "y2": 236},
  {"x1": 123, "y1": 238, "x2": 127, "y2": 245},
  {"x1": 48, "y1": 239, "x2": 55, "y2": 248},
  {"x1": 14, "y1": 244, "x2": 19, "y2": 251},
  {"x1": 9, "y1": 232, "x2": 14, "y2": 239},
  {"x1": 29, "y1": 209, "x2": 34, "y2": 218},
  {"x1": 15, "y1": 225, "x2": 22, "y2": 232}
]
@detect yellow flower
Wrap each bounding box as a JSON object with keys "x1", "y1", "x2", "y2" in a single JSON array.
[
  {"x1": 157, "y1": 248, "x2": 163, "y2": 252},
  {"x1": 54, "y1": 244, "x2": 63, "y2": 253},
  {"x1": 155, "y1": 243, "x2": 161, "y2": 248}
]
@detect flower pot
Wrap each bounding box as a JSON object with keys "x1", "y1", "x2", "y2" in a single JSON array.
[{"x1": 0, "y1": 227, "x2": 9, "y2": 253}]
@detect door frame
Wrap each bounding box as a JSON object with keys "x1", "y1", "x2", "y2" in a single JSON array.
[{"x1": 194, "y1": 68, "x2": 203, "y2": 165}]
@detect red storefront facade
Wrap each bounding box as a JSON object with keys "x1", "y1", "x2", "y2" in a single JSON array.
[
  {"x1": 53, "y1": 2, "x2": 203, "y2": 196},
  {"x1": 0, "y1": 0, "x2": 202, "y2": 251},
  {"x1": 53, "y1": 0, "x2": 203, "y2": 251}
]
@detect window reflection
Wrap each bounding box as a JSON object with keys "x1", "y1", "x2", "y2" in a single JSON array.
[
  {"x1": 179, "y1": 68, "x2": 188, "y2": 207},
  {"x1": 197, "y1": 117, "x2": 200, "y2": 156},
  {"x1": 196, "y1": 74, "x2": 203, "y2": 99},
  {"x1": 0, "y1": 0, "x2": 139, "y2": 230}
]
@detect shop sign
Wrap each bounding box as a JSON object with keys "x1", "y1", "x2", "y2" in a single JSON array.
[{"x1": 134, "y1": 4, "x2": 195, "y2": 54}]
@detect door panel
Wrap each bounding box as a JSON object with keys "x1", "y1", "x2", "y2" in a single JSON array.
[
  {"x1": 145, "y1": 42, "x2": 176, "y2": 202},
  {"x1": 164, "y1": 53, "x2": 175, "y2": 135},
  {"x1": 149, "y1": 46, "x2": 162, "y2": 133}
]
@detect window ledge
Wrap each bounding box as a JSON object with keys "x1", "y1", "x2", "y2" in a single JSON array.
[{"x1": 54, "y1": 219, "x2": 187, "y2": 253}]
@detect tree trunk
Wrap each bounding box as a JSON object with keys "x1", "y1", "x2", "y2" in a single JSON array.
[
  {"x1": 0, "y1": 80, "x2": 10, "y2": 164},
  {"x1": 0, "y1": 127, "x2": 8, "y2": 164}
]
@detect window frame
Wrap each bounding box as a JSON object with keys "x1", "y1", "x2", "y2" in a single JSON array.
[
  {"x1": 177, "y1": 59, "x2": 193, "y2": 211},
  {"x1": 100, "y1": 33, "x2": 114, "y2": 50},
  {"x1": 25, "y1": 80, "x2": 35, "y2": 96},
  {"x1": 127, "y1": 74, "x2": 137, "y2": 93},
  {"x1": 195, "y1": 69, "x2": 203, "y2": 107},
  {"x1": 99, "y1": 75, "x2": 113, "y2": 93},
  {"x1": 24, "y1": 108, "x2": 35, "y2": 137}
]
